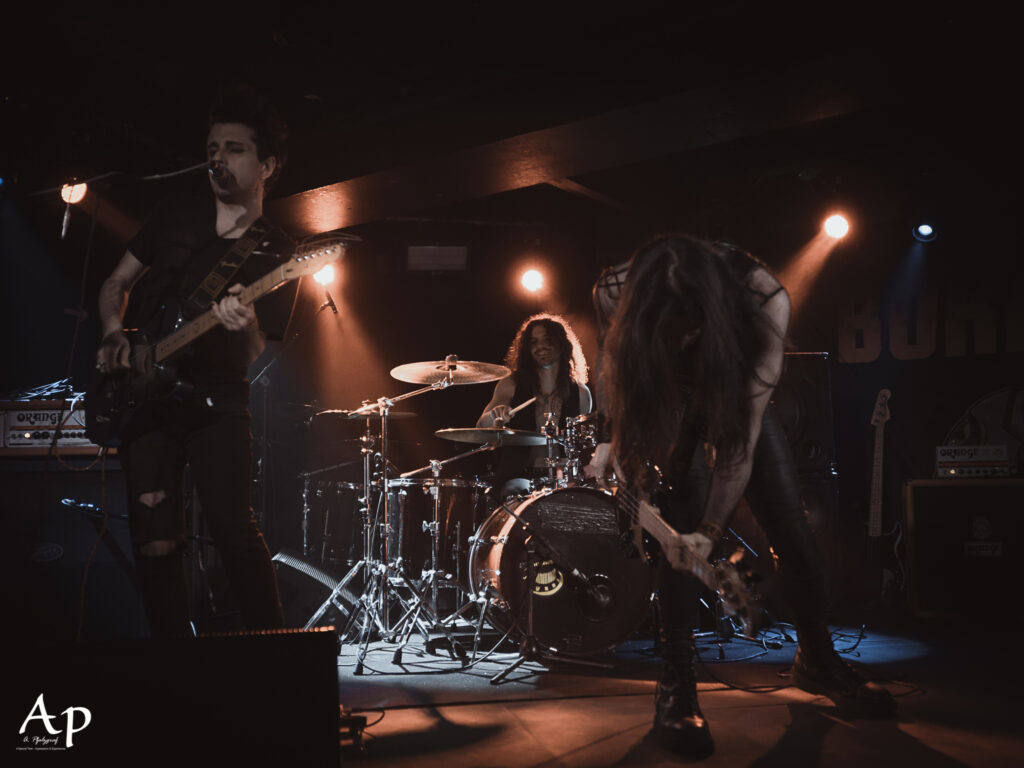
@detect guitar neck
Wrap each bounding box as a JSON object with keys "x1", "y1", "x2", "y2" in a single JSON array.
[
  {"x1": 622, "y1": 489, "x2": 717, "y2": 592},
  {"x1": 153, "y1": 265, "x2": 286, "y2": 363},
  {"x1": 868, "y1": 420, "x2": 885, "y2": 537}
]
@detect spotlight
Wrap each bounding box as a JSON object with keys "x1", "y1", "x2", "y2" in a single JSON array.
[
  {"x1": 913, "y1": 223, "x2": 936, "y2": 242},
  {"x1": 314, "y1": 264, "x2": 336, "y2": 285},
  {"x1": 823, "y1": 214, "x2": 850, "y2": 239},
  {"x1": 521, "y1": 269, "x2": 544, "y2": 292},
  {"x1": 61, "y1": 183, "x2": 87, "y2": 204}
]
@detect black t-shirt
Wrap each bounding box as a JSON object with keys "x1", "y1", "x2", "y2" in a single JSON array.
[{"x1": 126, "y1": 189, "x2": 297, "y2": 399}]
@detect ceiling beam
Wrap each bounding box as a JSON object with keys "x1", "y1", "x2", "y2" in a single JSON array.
[{"x1": 268, "y1": 52, "x2": 878, "y2": 236}]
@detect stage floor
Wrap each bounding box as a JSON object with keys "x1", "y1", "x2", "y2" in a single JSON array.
[{"x1": 336, "y1": 616, "x2": 1021, "y2": 767}]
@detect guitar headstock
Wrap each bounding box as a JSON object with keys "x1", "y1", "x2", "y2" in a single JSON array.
[
  {"x1": 713, "y1": 548, "x2": 763, "y2": 637},
  {"x1": 281, "y1": 240, "x2": 346, "y2": 280},
  {"x1": 870, "y1": 388, "x2": 892, "y2": 428}
]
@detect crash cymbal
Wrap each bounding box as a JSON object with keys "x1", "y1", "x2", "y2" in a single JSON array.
[
  {"x1": 390, "y1": 357, "x2": 510, "y2": 385},
  {"x1": 313, "y1": 409, "x2": 417, "y2": 421},
  {"x1": 435, "y1": 427, "x2": 548, "y2": 447}
]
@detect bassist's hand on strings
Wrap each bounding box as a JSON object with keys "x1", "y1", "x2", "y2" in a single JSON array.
[
  {"x1": 671, "y1": 531, "x2": 715, "y2": 565},
  {"x1": 96, "y1": 330, "x2": 131, "y2": 372},
  {"x1": 212, "y1": 283, "x2": 258, "y2": 332}
]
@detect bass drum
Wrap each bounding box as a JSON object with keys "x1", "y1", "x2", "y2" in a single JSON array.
[{"x1": 469, "y1": 486, "x2": 653, "y2": 656}]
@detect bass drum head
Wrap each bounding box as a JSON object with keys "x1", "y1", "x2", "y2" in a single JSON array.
[{"x1": 470, "y1": 486, "x2": 653, "y2": 657}]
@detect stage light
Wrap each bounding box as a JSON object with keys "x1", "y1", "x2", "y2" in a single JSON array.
[
  {"x1": 60, "y1": 183, "x2": 87, "y2": 204},
  {"x1": 314, "y1": 264, "x2": 336, "y2": 285},
  {"x1": 823, "y1": 214, "x2": 850, "y2": 239},
  {"x1": 913, "y1": 223, "x2": 936, "y2": 242},
  {"x1": 521, "y1": 269, "x2": 544, "y2": 292}
]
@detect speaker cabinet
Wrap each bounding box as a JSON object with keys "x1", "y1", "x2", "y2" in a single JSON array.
[
  {"x1": 9, "y1": 629, "x2": 340, "y2": 764},
  {"x1": 0, "y1": 456, "x2": 144, "y2": 641},
  {"x1": 904, "y1": 479, "x2": 1024, "y2": 618}
]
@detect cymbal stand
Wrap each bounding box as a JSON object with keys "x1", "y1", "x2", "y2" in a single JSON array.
[
  {"x1": 339, "y1": 367, "x2": 467, "y2": 670},
  {"x1": 299, "y1": 415, "x2": 380, "y2": 636}
]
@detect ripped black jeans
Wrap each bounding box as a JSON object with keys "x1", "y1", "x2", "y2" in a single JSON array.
[
  {"x1": 658, "y1": 403, "x2": 828, "y2": 649},
  {"x1": 120, "y1": 396, "x2": 284, "y2": 637}
]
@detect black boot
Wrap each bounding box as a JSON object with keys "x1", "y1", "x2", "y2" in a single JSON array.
[
  {"x1": 654, "y1": 632, "x2": 714, "y2": 758},
  {"x1": 792, "y1": 627, "x2": 897, "y2": 717}
]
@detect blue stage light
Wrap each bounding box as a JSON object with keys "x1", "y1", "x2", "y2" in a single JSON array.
[{"x1": 913, "y1": 223, "x2": 936, "y2": 242}]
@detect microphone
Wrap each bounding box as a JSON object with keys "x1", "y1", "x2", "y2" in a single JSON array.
[
  {"x1": 208, "y1": 161, "x2": 228, "y2": 182},
  {"x1": 321, "y1": 291, "x2": 338, "y2": 315}
]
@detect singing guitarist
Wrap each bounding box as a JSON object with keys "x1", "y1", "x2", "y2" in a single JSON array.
[
  {"x1": 94, "y1": 86, "x2": 294, "y2": 638},
  {"x1": 587, "y1": 235, "x2": 895, "y2": 758}
]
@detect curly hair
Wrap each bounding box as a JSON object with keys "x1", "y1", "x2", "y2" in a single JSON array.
[
  {"x1": 602, "y1": 235, "x2": 780, "y2": 488},
  {"x1": 504, "y1": 313, "x2": 588, "y2": 401}
]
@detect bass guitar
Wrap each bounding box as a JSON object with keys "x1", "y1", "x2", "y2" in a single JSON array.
[
  {"x1": 866, "y1": 388, "x2": 906, "y2": 597},
  {"x1": 86, "y1": 240, "x2": 345, "y2": 446},
  {"x1": 615, "y1": 485, "x2": 762, "y2": 637}
]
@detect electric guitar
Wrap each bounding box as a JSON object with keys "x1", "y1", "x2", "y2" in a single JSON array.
[
  {"x1": 866, "y1": 388, "x2": 905, "y2": 596},
  {"x1": 615, "y1": 486, "x2": 762, "y2": 637},
  {"x1": 85, "y1": 240, "x2": 345, "y2": 446}
]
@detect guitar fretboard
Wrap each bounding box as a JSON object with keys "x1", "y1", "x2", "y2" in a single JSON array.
[{"x1": 153, "y1": 266, "x2": 287, "y2": 363}]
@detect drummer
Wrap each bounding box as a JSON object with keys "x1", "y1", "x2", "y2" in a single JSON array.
[{"x1": 477, "y1": 313, "x2": 593, "y2": 496}]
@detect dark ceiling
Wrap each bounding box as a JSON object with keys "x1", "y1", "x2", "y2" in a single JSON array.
[{"x1": 5, "y1": 4, "x2": 1014, "y2": 254}]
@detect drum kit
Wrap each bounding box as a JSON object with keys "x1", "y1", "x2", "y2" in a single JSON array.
[{"x1": 286, "y1": 354, "x2": 653, "y2": 676}]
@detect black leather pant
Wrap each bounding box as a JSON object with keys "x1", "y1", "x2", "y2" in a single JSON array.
[
  {"x1": 121, "y1": 396, "x2": 284, "y2": 637},
  {"x1": 658, "y1": 403, "x2": 828, "y2": 648}
]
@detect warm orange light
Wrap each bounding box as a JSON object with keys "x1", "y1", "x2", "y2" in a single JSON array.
[
  {"x1": 521, "y1": 269, "x2": 544, "y2": 292},
  {"x1": 314, "y1": 264, "x2": 336, "y2": 285},
  {"x1": 824, "y1": 214, "x2": 850, "y2": 239},
  {"x1": 61, "y1": 183, "x2": 87, "y2": 204}
]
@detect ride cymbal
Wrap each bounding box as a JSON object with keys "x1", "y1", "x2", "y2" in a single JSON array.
[{"x1": 390, "y1": 357, "x2": 509, "y2": 385}]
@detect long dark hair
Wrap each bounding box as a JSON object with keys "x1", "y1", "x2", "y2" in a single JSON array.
[
  {"x1": 603, "y1": 235, "x2": 778, "y2": 487},
  {"x1": 504, "y1": 313, "x2": 588, "y2": 400}
]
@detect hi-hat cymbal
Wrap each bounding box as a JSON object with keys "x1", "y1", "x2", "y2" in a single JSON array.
[
  {"x1": 435, "y1": 427, "x2": 548, "y2": 447},
  {"x1": 390, "y1": 357, "x2": 510, "y2": 385},
  {"x1": 313, "y1": 409, "x2": 417, "y2": 421}
]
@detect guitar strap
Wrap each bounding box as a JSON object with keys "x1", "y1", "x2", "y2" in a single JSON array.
[{"x1": 184, "y1": 217, "x2": 275, "y2": 316}]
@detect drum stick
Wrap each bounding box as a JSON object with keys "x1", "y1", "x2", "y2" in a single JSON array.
[{"x1": 508, "y1": 396, "x2": 537, "y2": 417}]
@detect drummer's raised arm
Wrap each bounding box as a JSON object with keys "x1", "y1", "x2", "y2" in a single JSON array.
[{"x1": 476, "y1": 375, "x2": 516, "y2": 427}]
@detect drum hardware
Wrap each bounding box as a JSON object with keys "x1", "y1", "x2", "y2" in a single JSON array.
[
  {"x1": 298, "y1": 460, "x2": 363, "y2": 562},
  {"x1": 306, "y1": 357, "x2": 507, "y2": 672},
  {"x1": 387, "y1": 443, "x2": 498, "y2": 661},
  {"x1": 470, "y1": 486, "x2": 653, "y2": 665},
  {"x1": 486, "y1": 492, "x2": 615, "y2": 684}
]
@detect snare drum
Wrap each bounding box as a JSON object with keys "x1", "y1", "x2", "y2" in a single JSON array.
[
  {"x1": 469, "y1": 486, "x2": 652, "y2": 656},
  {"x1": 386, "y1": 477, "x2": 490, "y2": 586}
]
